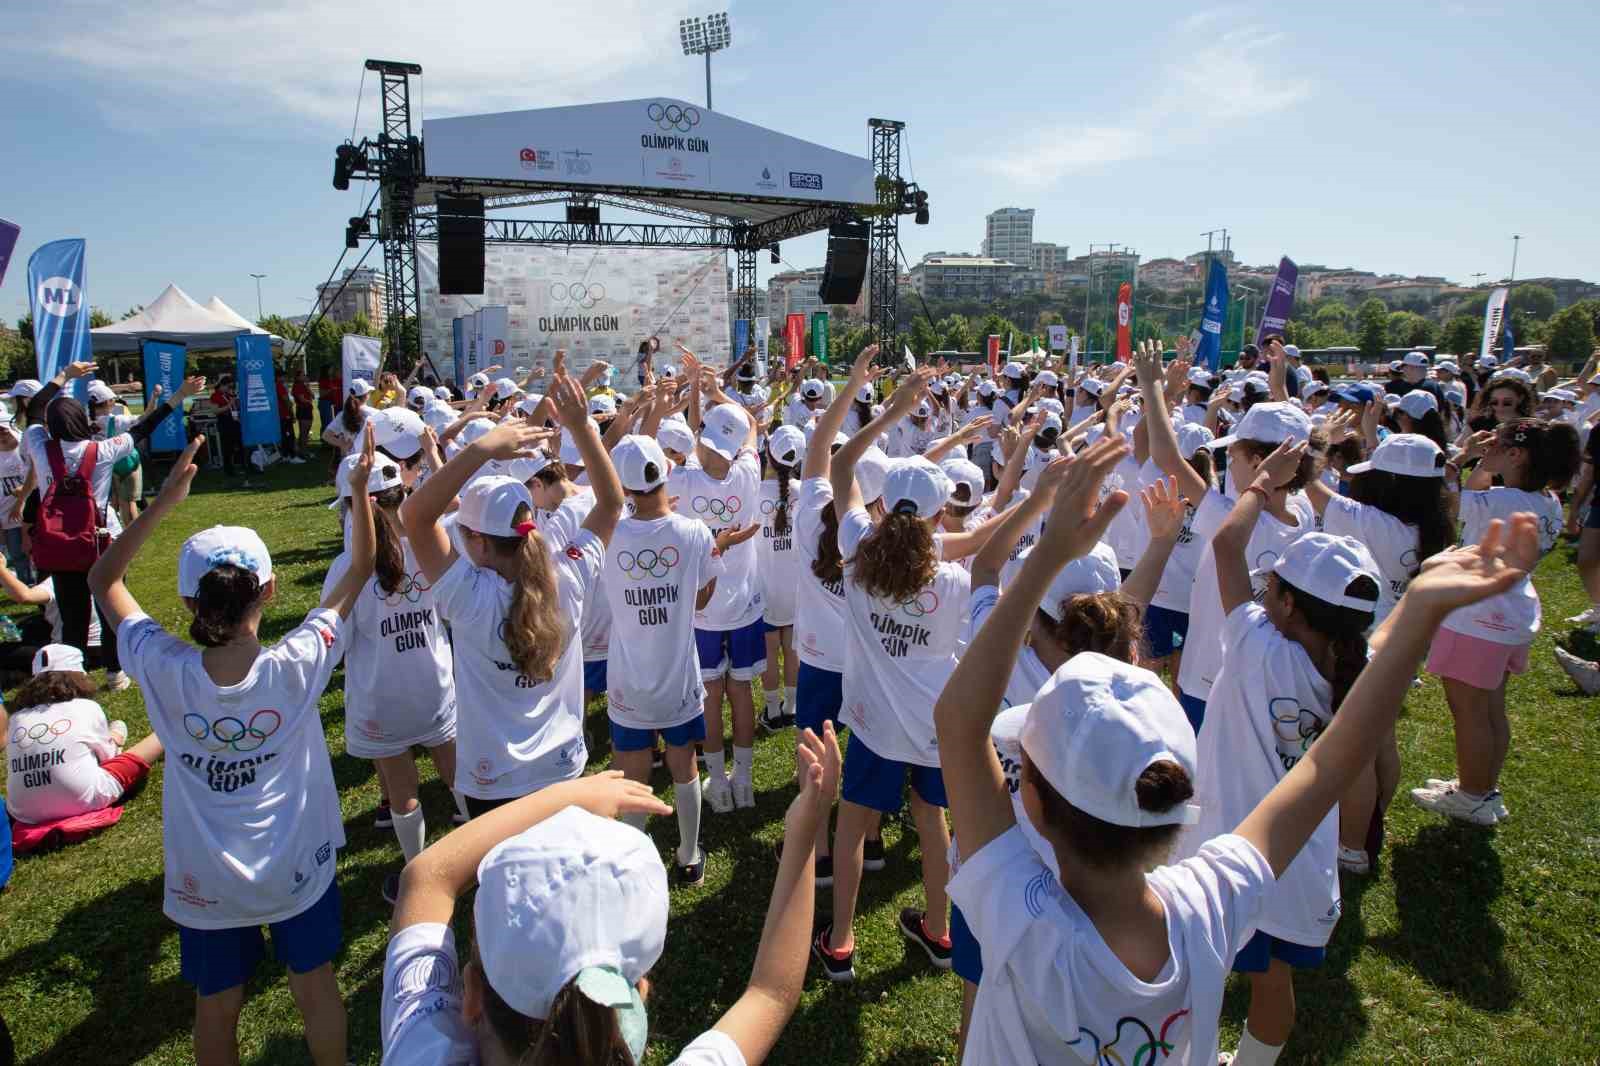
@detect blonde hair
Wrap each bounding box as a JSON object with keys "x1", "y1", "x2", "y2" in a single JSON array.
[{"x1": 482, "y1": 504, "x2": 566, "y2": 682}]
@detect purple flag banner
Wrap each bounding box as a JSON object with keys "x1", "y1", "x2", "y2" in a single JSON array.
[
  {"x1": 0, "y1": 220, "x2": 19, "y2": 288},
  {"x1": 1255, "y1": 256, "x2": 1298, "y2": 346}
]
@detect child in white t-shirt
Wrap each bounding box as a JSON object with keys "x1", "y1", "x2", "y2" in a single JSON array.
[
  {"x1": 400, "y1": 373, "x2": 622, "y2": 818},
  {"x1": 525, "y1": 451, "x2": 611, "y2": 701},
  {"x1": 936, "y1": 435, "x2": 1543, "y2": 1066},
  {"x1": 89, "y1": 432, "x2": 378, "y2": 1066},
  {"x1": 1412, "y1": 417, "x2": 1579, "y2": 826},
  {"x1": 1181, "y1": 444, "x2": 1383, "y2": 1066},
  {"x1": 0, "y1": 413, "x2": 33, "y2": 584},
  {"x1": 382, "y1": 727, "x2": 840, "y2": 1066},
  {"x1": 603, "y1": 435, "x2": 726, "y2": 885},
  {"x1": 4, "y1": 643, "x2": 163, "y2": 827},
  {"x1": 757, "y1": 427, "x2": 806, "y2": 730}
]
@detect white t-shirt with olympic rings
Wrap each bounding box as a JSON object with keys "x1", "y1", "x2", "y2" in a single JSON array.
[
  {"x1": 118, "y1": 608, "x2": 348, "y2": 930},
  {"x1": 837, "y1": 506, "x2": 971, "y2": 767},
  {"x1": 5, "y1": 697, "x2": 123, "y2": 825},
  {"x1": 323, "y1": 538, "x2": 456, "y2": 758},
  {"x1": 669, "y1": 452, "x2": 763, "y2": 631},
  {"x1": 603, "y1": 513, "x2": 723, "y2": 730},
  {"x1": 757, "y1": 476, "x2": 802, "y2": 627}
]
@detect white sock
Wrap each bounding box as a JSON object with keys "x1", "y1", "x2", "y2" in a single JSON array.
[
  {"x1": 733, "y1": 745, "x2": 754, "y2": 786},
  {"x1": 763, "y1": 688, "x2": 780, "y2": 715},
  {"x1": 392, "y1": 804, "x2": 427, "y2": 862},
  {"x1": 705, "y1": 749, "x2": 727, "y2": 779},
  {"x1": 1231, "y1": 1030, "x2": 1284, "y2": 1066},
  {"x1": 451, "y1": 789, "x2": 471, "y2": 821},
  {"x1": 675, "y1": 778, "x2": 703, "y2": 863},
  {"x1": 620, "y1": 810, "x2": 649, "y2": 832},
  {"x1": 784, "y1": 686, "x2": 798, "y2": 716}
]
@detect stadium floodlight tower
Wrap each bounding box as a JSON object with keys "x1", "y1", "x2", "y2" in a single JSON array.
[{"x1": 679, "y1": 11, "x2": 731, "y2": 110}]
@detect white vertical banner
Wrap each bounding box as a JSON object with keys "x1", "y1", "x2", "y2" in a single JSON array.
[
  {"x1": 753, "y1": 315, "x2": 770, "y2": 376},
  {"x1": 341, "y1": 334, "x2": 382, "y2": 391},
  {"x1": 480, "y1": 306, "x2": 509, "y2": 370},
  {"x1": 1479, "y1": 286, "x2": 1508, "y2": 365},
  {"x1": 1068, "y1": 334, "x2": 1080, "y2": 381},
  {"x1": 1048, "y1": 324, "x2": 1067, "y2": 351}
]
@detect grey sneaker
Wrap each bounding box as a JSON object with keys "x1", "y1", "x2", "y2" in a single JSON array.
[
  {"x1": 108, "y1": 720, "x2": 129, "y2": 747},
  {"x1": 1410, "y1": 784, "x2": 1499, "y2": 826},
  {"x1": 1555, "y1": 646, "x2": 1600, "y2": 695}
]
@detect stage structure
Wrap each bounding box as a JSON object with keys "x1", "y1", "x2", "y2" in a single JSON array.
[{"x1": 334, "y1": 59, "x2": 927, "y2": 372}]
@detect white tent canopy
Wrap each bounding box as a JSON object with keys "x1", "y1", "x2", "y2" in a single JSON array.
[{"x1": 91, "y1": 283, "x2": 281, "y2": 353}]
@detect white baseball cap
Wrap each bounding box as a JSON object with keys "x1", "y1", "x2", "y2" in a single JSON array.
[
  {"x1": 1078, "y1": 377, "x2": 1106, "y2": 398},
  {"x1": 1207, "y1": 401, "x2": 1311, "y2": 450},
  {"x1": 369, "y1": 407, "x2": 426, "y2": 459},
  {"x1": 406, "y1": 385, "x2": 432, "y2": 410},
  {"x1": 1388, "y1": 360, "x2": 1403, "y2": 373},
  {"x1": 457, "y1": 475, "x2": 534, "y2": 537},
  {"x1": 927, "y1": 378, "x2": 948, "y2": 397},
  {"x1": 1021, "y1": 653, "x2": 1200, "y2": 828},
  {"x1": 1174, "y1": 420, "x2": 1216, "y2": 459},
  {"x1": 467, "y1": 372, "x2": 490, "y2": 389},
  {"x1": 1544, "y1": 388, "x2": 1577, "y2": 404},
  {"x1": 976, "y1": 380, "x2": 997, "y2": 398},
  {"x1": 1002, "y1": 361, "x2": 1026, "y2": 379},
  {"x1": 363, "y1": 457, "x2": 406, "y2": 496},
  {"x1": 434, "y1": 385, "x2": 454, "y2": 401},
  {"x1": 1038, "y1": 413, "x2": 1065, "y2": 439},
  {"x1": 492, "y1": 377, "x2": 521, "y2": 399},
  {"x1": 32, "y1": 643, "x2": 85, "y2": 675},
  {"x1": 87, "y1": 381, "x2": 117, "y2": 405},
  {"x1": 588, "y1": 393, "x2": 617, "y2": 417},
  {"x1": 422, "y1": 403, "x2": 455, "y2": 433},
  {"x1": 7, "y1": 379, "x2": 42, "y2": 399},
  {"x1": 1259, "y1": 531, "x2": 1381, "y2": 614},
  {"x1": 179, "y1": 525, "x2": 274, "y2": 597},
  {"x1": 1347, "y1": 432, "x2": 1446, "y2": 479},
  {"x1": 1397, "y1": 390, "x2": 1439, "y2": 421},
  {"x1": 800, "y1": 378, "x2": 827, "y2": 401},
  {"x1": 882, "y1": 457, "x2": 952, "y2": 519},
  {"x1": 474, "y1": 806, "x2": 665, "y2": 1059},
  {"x1": 1402, "y1": 351, "x2": 1430, "y2": 368},
  {"x1": 612, "y1": 435, "x2": 670, "y2": 492},
  {"x1": 1282, "y1": 344, "x2": 1302, "y2": 360},
  {"x1": 1186, "y1": 368, "x2": 1214, "y2": 388},
  {"x1": 329, "y1": 454, "x2": 362, "y2": 508},
  {"x1": 1028, "y1": 541, "x2": 1122, "y2": 621},
  {"x1": 856, "y1": 384, "x2": 874, "y2": 403},
  {"x1": 698, "y1": 403, "x2": 749, "y2": 461},
  {"x1": 940, "y1": 457, "x2": 985, "y2": 505},
  {"x1": 768, "y1": 424, "x2": 806, "y2": 467},
  {"x1": 656, "y1": 417, "x2": 696, "y2": 457},
  {"x1": 1477, "y1": 354, "x2": 1499, "y2": 369},
  {"x1": 1435, "y1": 361, "x2": 1460, "y2": 376},
  {"x1": 1444, "y1": 383, "x2": 1467, "y2": 406},
  {"x1": 515, "y1": 393, "x2": 545, "y2": 419},
  {"x1": 1035, "y1": 370, "x2": 1060, "y2": 388},
  {"x1": 486, "y1": 456, "x2": 549, "y2": 484},
  {"x1": 1383, "y1": 393, "x2": 1403, "y2": 409},
  {"x1": 856, "y1": 446, "x2": 892, "y2": 504},
  {"x1": 347, "y1": 378, "x2": 373, "y2": 398},
  {"x1": 913, "y1": 400, "x2": 932, "y2": 420}
]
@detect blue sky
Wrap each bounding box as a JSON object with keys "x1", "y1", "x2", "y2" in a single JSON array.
[{"x1": 4, "y1": 1, "x2": 1597, "y2": 325}]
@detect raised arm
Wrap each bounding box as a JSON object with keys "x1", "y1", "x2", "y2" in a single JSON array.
[
  {"x1": 970, "y1": 457, "x2": 1071, "y2": 589},
  {"x1": 1213, "y1": 439, "x2": 1306, "y2": 616},
  {"x1": 989, "y1": 419, "x2": 1038, "y2": 512},
  {"x1": 128, "y1": 375, "x2": 205, "y2": 444},
  {"x1": 803, "y1": 344, "x2": 878, "y2": 481},
  {"x1": 1266, "y1": 340, "x2": 1290, "y2": 402},
  {"x1": 89, "y1": 435, "x2": 205, "y2": 630},
  {"x1": 1134, "y1": 344, "x2": 1208, "y2": 503},
  {"x1": 549, "y1": 374, "x2": 623, "y2": 545},
  {"x1": 832, "y1": 367, "x2": 935, "y2": 520},
  {"x1": 0, "y1": 556, "x2": 52, "y2": 606},
  {"x1": 28, "y1": 360, "x2": 97, "y2": 422},
  {"x1": 1119, "y1": 477, "x2": 1184, "y2": 609}
]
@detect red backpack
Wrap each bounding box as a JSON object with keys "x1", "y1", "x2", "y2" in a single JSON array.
[{"x1": 33, "y1": 439, "x2": 106, "y2": 572}]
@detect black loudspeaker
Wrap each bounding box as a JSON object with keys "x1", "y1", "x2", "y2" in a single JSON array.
[
  {"x1": 818, "y1": 218, "x2": 870, "y2": 305},
  {"x1": 437, "y1": 194, "x2": 485, "y2": 295},
  {"x1": 566, "y1": 204, "x2": 600, "y2": 226}
]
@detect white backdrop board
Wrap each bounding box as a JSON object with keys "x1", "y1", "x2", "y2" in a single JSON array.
[{"x1": 419, "y1": 245, "x2": 729, "y2": 379}]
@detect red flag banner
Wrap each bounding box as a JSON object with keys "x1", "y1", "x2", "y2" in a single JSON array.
[
  {"x1": 1115, "y1": 283, "x2": 1132, "y2": 362},
  {"x1": 785, "y1": 313, "x2": 806, "y2": 369},
  {"x1": 986, "y1": 334, "x2": 1002, "y2": 374}
]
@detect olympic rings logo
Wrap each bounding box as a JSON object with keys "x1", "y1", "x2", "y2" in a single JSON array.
[
  {"x1": 617, "y1": 545, "x2": 681, "y2": 580},
  {"x1": 550, "y1": 281, "x2": 607, "y2": 309},
  {"x1": 10, "y1": 719, "x2": 71, "y2": 750},
  {"x1": 692, "y1": 496, "x2": 742, "y2": 521},
  {"x1": 647, "y1": 102, "x2": 701, "y2": 132},
  {"x1": 184, "y1": 709, "x2": 283, "y2": 753},
  {"x1": 759, "y1": 499, "x2": 777, "y2": 515},
  {"x1": 376, "y1": 572, "x2": 432, "y2": 607},
  {"x1": 897, "y1": 590, "x2": 939, "y2": 618},
  {"x1": 1270, "y1": 698, "x2": 1323, "y2": 754}
]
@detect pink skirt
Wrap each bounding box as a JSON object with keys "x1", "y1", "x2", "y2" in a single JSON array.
[{"x1": 1427, "y1": 627, "x2": 1530, "y2": 690}]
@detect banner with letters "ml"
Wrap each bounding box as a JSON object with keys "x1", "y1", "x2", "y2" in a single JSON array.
[
  {"x1": 141, "y1": 340, "x2": 188, "y2": 452},
  {"x1": 235, "y1": 335, "x2": 281, "y2": 446},
  {"x1": 27, "y1": 239, "x2": 92, "y2": 403}
]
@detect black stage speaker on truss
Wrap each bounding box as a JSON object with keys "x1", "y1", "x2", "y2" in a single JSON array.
[
  {"x1": 437, "y1": 194, "x2": 486, "y2": 295},
  {"x1": 818, "y1": 217, "x2": 871, "y2": 305}
]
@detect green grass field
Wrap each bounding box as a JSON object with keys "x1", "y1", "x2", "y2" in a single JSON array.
[{"x1": 2, "y1": 455, "x2": 1598, "y2": 1065}]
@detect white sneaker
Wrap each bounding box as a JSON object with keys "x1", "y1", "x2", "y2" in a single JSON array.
[
  {"x1": 1555, "y1": 647, "x2": 1600, "y2": 695},
  {"x1": 1486, "y1": 789, "x2": 1510, "y2": 822},
  {"x1": 1409, "y1": 784, "x2": 1500, "y2": 826},
  {"x1": 108, "y1": 720, "x2": 129, "y2": 747},
  {"x1": 104, "y1": 670, "x2": 131, "y2": 692},
  {"x1": 1565, "y1": 606, "x2": 1600, "y2": 625},
  {"x1": 703, "y1": 773, "x2": 735, "y2": 814},
  {"x1": 732, "y1": 777, "x2": 756, "y2": 809},
  {"x1": 1338, "y1": 846, "x2": 1370, "y2": 875},
  {"x1": 1423, "y1": 776, "x2": 1459, "y2": 792}
]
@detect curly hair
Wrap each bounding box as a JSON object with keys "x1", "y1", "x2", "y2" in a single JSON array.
[{"x1": 850, "y1": 510, "x2": 938, "y2": 604}]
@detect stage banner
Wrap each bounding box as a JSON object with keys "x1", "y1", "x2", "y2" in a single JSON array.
[
  {"x1": 986, "y1": 335, "x2": 1001, "y2": 374},
  {"x1": 1115, "y1": 283, "x2": 1133, "y2": 362},
  {"x1": 1479, "y1": 286, "x2": 1508, "y2": 365},
  {"x1": 480, "y1": 306, "x2": 509, "y2": 372},
  {"x1": 463, "y1": 311, "x2": 482, "y2": 383},
  {"x1": 235, "y1": 334, "x2": 281, "y2": 446},
  {"x1": 451, "y1": 316, "x2": 467, "y2": 388},
  {"x1": 0, "y1": 219, "x2": 19, "y2": 288},
  {"x1": 753, "y1": 316, "x2": 770, "y2": 375},
  {"x1": 342, "y1": 334, "x2": 382, "y2": 394},
  {"x1": 1197, "y1": 257, "x2": 1230, "y2": 372},
  {"x1": 1254, "y1": 257, "x2": 1298, "y2": 345},
  {"x1": 140, "y1": 340, "x2": 188, "y2": 452},
  {"x1": 785, "y1": 314, "x2": 805, "y2": 369},
  {"x1": 27, "y1": 239, "x2": 91, "y2": 403},
  {"x1": 810, "y1": 312, "x2": 830, "y2": 364},
  {"x1": 1048, "y1": 324, "x2": 1067, "y2": 352},
  {"x1": 733, "y1": 318, "x2": 750, "y2": 365},
  {"x1": 419, "y1": 245, "x2": 728, "y2": 380},
  {"x1": 1068, "y1": 335, "x2": 1080, "y2": 381}
]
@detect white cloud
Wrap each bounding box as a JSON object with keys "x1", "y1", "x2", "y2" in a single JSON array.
[
  {"x1": 984, "y1": 21, "x2": 1310, "y2": 185},
  {"x1": 4, "y1": 1, "x2": 711, "y2": 134}
]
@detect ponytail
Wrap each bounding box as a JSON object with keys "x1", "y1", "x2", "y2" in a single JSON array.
[
  {"x1": 372, "y1": 486, "x2": 407, "y2": 594},
  {"x1": 1024, "y1": 756, "x2": 1193, "y2": 869},
  {"x1": 812, "y1": 505, "x2": 844, "y2": 586},
  {"x1": 1279, "y1": 576, "x2": 1378, "y2": 712},
  {"x1": 489, "y1": 504, "x2": 565, "y2": 682},
  {"x1": 478, "y1": 957, "x2": 633, "y2": 1066},
  {"x1": 852, "y1": 510, "x2": 936, "y2": 603},
  {"x1": 189, "y1": 565, "x2": 264, "y2": 647},
  {"x1": 773, "y1": 461, "x2": 794, "y2": 537},
  {"x1": 341, "y1": 394, "x2": 363, "y2": 433}
]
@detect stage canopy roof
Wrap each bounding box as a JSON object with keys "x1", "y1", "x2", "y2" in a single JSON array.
[
  {"x1": 420, "y1": 97, "x2": 879, "y2": 226},
  {"x1": 91, "y1": 284, "x2": 282, "y2": 353}
]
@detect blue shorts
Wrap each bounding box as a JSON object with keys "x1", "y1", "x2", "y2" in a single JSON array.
[
  {"x1": 1178, "y1": 691, "x2": 1207, "y2": 734},
  {"x1": 609, "y1": 716, "x2": 707, "y2": 752},
  {"x1": 841, "y1": 732, "x2": 947, "y2": 813},
  {"x1": 583, "y1": 659, "x2": 608, "y2": 694},
  {"x1": 1231, "y1": 929, "x2": 1326, "y2": 974},
  {"x1": 1144, "y1": 605, "x2": 1190, "y2": 660},
  {"x1": 694, "y1": 620, "x2": 768, "y2": 682},
  {"x1": 949, "y1": 902, "x2": 982, "y2": 984},
  {"x1": 794, "y1": 662, "x2": 844, "y2": 734},
  {"x1": 178, "y1": 880, "x2": 342, "y2": 997}
]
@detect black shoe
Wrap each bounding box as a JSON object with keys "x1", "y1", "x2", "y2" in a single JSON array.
[
  {"x1": 382, "y1": 872, "x2": 401, "y2": 906},
  {"x1": 862, "y1": 836, "x2": 885, "y2": 871},
  {"x1": 374, "y1": 800, "x2": 393, "y2": 829},
  {"x1": 773, "y1": 841, "x2": 834, "y2": 888},
  {"x1": 675, "y1": 849, "x2": 706, "y2": 887},
  {"x1": 898, "y1": 908, "x2": 952, "y2": 970},
  {"x1": 812, "y1": 924, "x2": 855, "y2": 983}
]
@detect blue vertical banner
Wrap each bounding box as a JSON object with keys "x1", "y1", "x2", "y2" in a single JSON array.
[
  {"x1": 451, "y1": 315, "x2": 467, "y2": 389},
  {"x1": 140, "y1": 340, "x2": 188, "y2": 452},
  {"x1": 1197, "y1": 257, "x2": 1230, "y2": 372},
  {"x1": 0, "y1": 219, "x2": 20, "y2": 288},
  {"x1": 733, "y1": 318, "x2": 750, "y2": 365},
  {"x1": 26, "y1": 239, "x2": 92, "y2": 403},
  {"x1": 235, "y1": 335, "x2": 281, "y2": 446}
]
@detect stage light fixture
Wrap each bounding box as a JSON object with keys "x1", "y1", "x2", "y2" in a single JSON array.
[
  {"x1": 332, "y1": 143, "x2": 361, "y2": 191},
  {"x1": 679, "y1": 11, "x2": 731, "y2": 109},
  {"x1": 914, "y1": 189, "x2": 929, "y2": 226},
  {"x1": 770, "y1": 244, "x2": 781, "y2": 265},
  {"x1": 345, "y1": 224, "x2": 360, "y2": 249}
]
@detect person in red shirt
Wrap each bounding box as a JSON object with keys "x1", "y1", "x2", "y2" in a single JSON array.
[
  {"x1": 292, "y1": 372, "x2": 315, "y2": 452},
  {"x1": 209, "y1": 377, "x2": 249, "y2": 482},
  {"x1": 316, "y1": 365, "x2": 342, "y2": 441},
  {"x1": 274, "y1": 376, "x2": 300, "y2": 461}
]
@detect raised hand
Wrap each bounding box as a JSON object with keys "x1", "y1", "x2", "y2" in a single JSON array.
[
  {"x1": 847, "y1": 343, "x2": 881, "y2": 386},
  {"x1": 1133, "y1": 343, "x2": 1163, "y2": 388},
  {"x1": 1404, "y1": 515, "x2": 1539, "y2": 616},
  {"x1": 349, "y1": 422, "x2": 377, "y2": 492},
  {"x1": 574, "y1": 770, "x2": 674, "y2": 820},
  {"x1": 1036, "y1": 436, "x2": 1130, "y2": 562},
  {"x1": 549, "y1": 373, "x2": 590, "y2": 429},
  {"x1": 1253, "y1": 438, "x2": 1307, "y2": 490},
  {"x1": 177, "y1": 375, "x2": 208, "y2": 401},
  {"x1": 477, "y1": 419, "x2": 558, "y2": 460},
  {"x1": 714, "y1": 523, "x2": 760, "y2": 552},
  {"x1": 1141, "y1": 476, "x2": 1186, "y2": 540},
  {"x1": 64, "y1": 361, "x2": 97, "y2": 381},
  {"x1": 157, "y1": 436, "x2": 206, "y2": 508}
]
